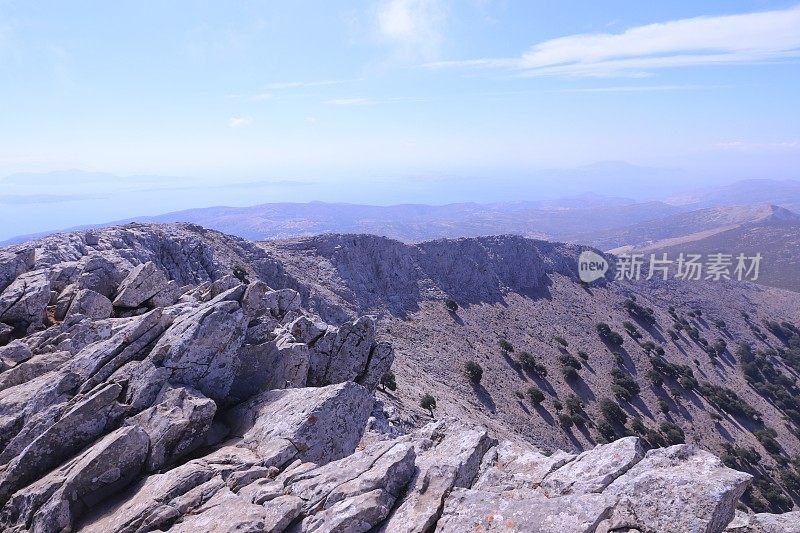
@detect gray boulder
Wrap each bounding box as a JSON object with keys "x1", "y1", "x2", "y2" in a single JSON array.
[
  {"x1": 113, "y1": 262, "x2": 170, "y2": 308},
  {"x1": 435, "y1": 489, "x2": 615, "y2": 533},
  {"x1": 540, "y1": 436, "x2": 644, "y2": 496},
  {"x1": 603, "y1": 444, "x2": 752, "y2": 533},
  {"x1": 67, "y1": 288, "x2": 114, "y2": 320},
  {"x1": 0, "y1": 340, "x2": 32, "y2": 365},
  {"x1": 381, "y1": 422, "x2": 495, "y2": 533},
  {"x1": 0, "y1": 248, "x2": 35, "y2": 294},
  {"x1": 0, "y1": 270, "x2": 51, "y2": 332},
  {"x1": 0, "y1": 425, "x2": 150, "y2": 533},
  {"x1": 149, "y1": 299, "x2": 247, "y2": 402},
  {"x1": 224, "y1": 381, "x2": 374, "y2": 466},
  {"x1": 725, "y1": 510, "x2": 800, "y2": 533},
  {"x1": 126, "y1": 386, "x2": 216, "y2": 472}
]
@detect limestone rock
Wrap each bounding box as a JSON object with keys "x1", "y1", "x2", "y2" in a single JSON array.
[
  {"x1": 113, "y1": 261, "x2": 170, "y2": 308},
  {"x1": 0, "y1": 425, "x2": 150, "y2": 533},
  {"x1": 225, "y1": 381, "x2": 374, "y2": 466},
  {"x1": 0, "y1": 340, "x2": 32, "y2": 365},
  {"x1": 148, "y1": 299, "x2": 247, "y2": 402},
  {"x1": 435, "y1": 488, "x2": 615, "y2": 533},
  {"x1": 0, "y1": 270, "x2": 51, "y2": 332},
  {"x1": 67, "y1": 288, "x2": 114, "y2": 320},
  {"x1": 603, "y1": 444, "x2": 752, "y2": 533},
  {"x1": 0, "y1": 249, "x2": 35, "y2": 294},
  {"x1": 725, "y1": 510, "x2": 800, "y2": 533},
  {"x1": 126, "y1": 386, "x2": 216, "y2": 472},
  {"x1": 540, "y1": 436, "x2": 644, "y2": 496}
]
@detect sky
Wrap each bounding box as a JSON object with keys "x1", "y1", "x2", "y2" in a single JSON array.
[{"x1": 1, "y1": 1, "x2": 800, "y2": 238}]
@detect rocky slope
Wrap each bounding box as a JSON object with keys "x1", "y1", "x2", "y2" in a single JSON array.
[
  {"x1": 0, "y1": 223, "x2": 799, "y2": 532},
  {"x1": 263, "y1": 233, "x2": 800, "y2": 513}
]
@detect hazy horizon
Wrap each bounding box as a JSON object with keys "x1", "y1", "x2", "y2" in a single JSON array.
[{"x1": 1, "y1": 1, "x2": 799, "y2": 238}]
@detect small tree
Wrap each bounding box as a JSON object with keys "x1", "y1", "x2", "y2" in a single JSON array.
[
  {"x1": 527, "y1": 386, "x2": 545, "y2": 405},
  {"x1": 465, "y1": 361, "x2": 483, "y2": 384},
  {"x1": 420, "y1": 393, "x2": 437, "y2": 417},
  {"x1": 380, "y1": 371, "x2": 397, "y2": 392},
  {"x1": 499, "y1": 339, "x2": 514, "y2": 353},
  {"x1": 445, "y1": 299, "x2": 459, "y2": 313},
  {"x1": 559, "y1": 413, "x2": 574, "y2": 429}
]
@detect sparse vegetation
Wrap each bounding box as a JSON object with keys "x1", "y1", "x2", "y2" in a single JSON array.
[
  {"x1": 611, "y1": 367, "x2": 641, "y2": 402},
  {"x1": 518, "y1": 351, "x2": 548, "y2": 378},
  {"x1": 232, "y1": 265, "x2": 250, "y2": 284},
  {"x1": 527, "y1": 386, "x2": 545, "y2": 405},
  {"x1": 624, "y1": 297, "x2": 657, "y2": 326},
  {"x1": 420, "y1": 393, "x2": 437, "y2": 417},
  {"x1": 559, "y1": 413, "x2": 574, "y2": 429},
  {"x1": 379, "y1": 371, "x2": 397, "y2": 392},
  {"x1": 499, "y1": 339, "x2": 514, "y2": 353},
  {"x1": 596, "y1": 322, "x2": 624, "y2": 346},
  {"x1": 599, "y1": 398, "x2": 628, "y2": 425},
  {"x1": 659, "y1": 421, "x2": 685, "y2": 445},
  {"x1": 465, "y1": 360, "x2": 483, "y2": 384}
]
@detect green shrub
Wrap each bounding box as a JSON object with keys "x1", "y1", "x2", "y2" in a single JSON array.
[
  {"x1": 553, "y1": 336, "x2": 569, "y2": 347},
  {"x1": 647, "y1": 369, "x2": 663, "y2": 388},
  {"x1": 527, "y1": 386, "x2": 545, "y2": 405},
  {"x1": 552, "y1": 399, "x2": 563, "y2": 412},
  {"x1": 561, "y1": 366, "x2": 579, "y2": 381},
  {"x1": 565, "y1": 394, "x2": 583, "y2": 415},
  {"x1": 623, "y1": 321, "x2": 642, "y2": 340},
  {"x1": 596, "y1": 419, "x2": 617, "y2": 442},
  {"x1": 420, "y1": 393, "x2": 437, "y2": 416},
  {"x1": 659, "y1": 422, "x2": 685, "y2": 444},
  {"x1": 499, "y1": 339, "x2": 514, "y2": 353},
  {"x1": 465, "y1": 361, "x2": 483, "y2": 384},
  {"x1": 577, "y1": 350, "x2": 589, "y2": 361},
  {"x1": 624, "y1": 298, "x2": 657, "y2": 325},
  {"x1": 379, "y1": 371, "x2": 397, "y2": 392},
  {"x1": 596, "y1": 323, "x2": 624, "y2": 346},
  {"x1": 558, "y1": 413, "x2": 574, "y2": 429},
  {"x1": 630, "y1": 418, "x2": 647, "y2": 435},
  {"x1": 518, "y1": 352, "x2": 548, "y2": 378},
  {"x1": 445, "y1": 299, "x2": 459, "y2": 313},
  {"x1": 754, "y1": 428, "x2": 782, "y2": 455},
  {"x1": 658, "y1": 398, "x2": 670, "y2": 414},
  {"x1": 558, "y1": 353, "x2": 581, "y2": 369},
  {"x1": 611, "y1": 368, "x2": 640, "y2": 402},
  {"x1": 599, "y1": 398, "x2": 628, "y2": 424}
]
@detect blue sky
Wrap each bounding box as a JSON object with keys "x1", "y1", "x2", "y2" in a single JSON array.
[{"x1": 1, "y1": 1, "x2": 799, "y2": 237}]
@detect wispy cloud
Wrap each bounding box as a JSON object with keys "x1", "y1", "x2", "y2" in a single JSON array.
[
  {"x1": 228, "y1": 116, "x2": 253, "y2": 128},
  {"x1": 265, "y1": 79, "x2": 349, "y2": 90},
  {"x1": 714, "y1": 140, "x2": 800, "y2": 150},
  {"x1": 322, "y1": 97, "x2": 376, "y2": 106},
  {"x1": 376, "y1": 0, "x2": 447, "y2": 60},
  {"x1": 553, "y1": 84, "x2": 732, "y2": 93},
  {"x1": 426, "y1": 4, "x2": 800, "y2": 77}
]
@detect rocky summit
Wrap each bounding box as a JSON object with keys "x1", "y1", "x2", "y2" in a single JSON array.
[{"x1": 0, "y1": 223, "x2": 797, "y2": 532}]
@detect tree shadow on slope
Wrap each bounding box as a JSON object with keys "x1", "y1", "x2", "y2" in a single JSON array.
[{"x1": 471, "y1": 383, "x2": 497, "y2": 414}]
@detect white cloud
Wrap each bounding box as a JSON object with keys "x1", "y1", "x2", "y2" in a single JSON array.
[
  {"x1": 553, "y1": 84, "x2": 731, "y2": 93},
  {"x1": 228, "y1": 116, "x2": 253, "y2": 128},
  {"x1": 427, "y1": 4, "x2": 800, "y2": 77},
  {"x1": 714, "y1": 141, "x2": 800, "y2": 150},
  {"x1": 322, "y1": 97, "x2": 375, "y2": 106},
  {"x1": 376, "y1": 0, "x2": 447, "y2": 60},
  {"x1": 265, "y1": 80, "x2": 348, "y2": 89}
]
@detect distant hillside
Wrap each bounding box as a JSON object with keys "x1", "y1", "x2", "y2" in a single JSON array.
[{"x1": 588, "y1": 205, "x2": 800, "y2": 292}]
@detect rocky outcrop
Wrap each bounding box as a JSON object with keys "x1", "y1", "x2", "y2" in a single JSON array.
[
  {"x1": 726, "y1": 510, "x2": 800, "y2": 533},
  {"x1": 0, "y1": 224, "x2": 794, "y2": 532}
]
